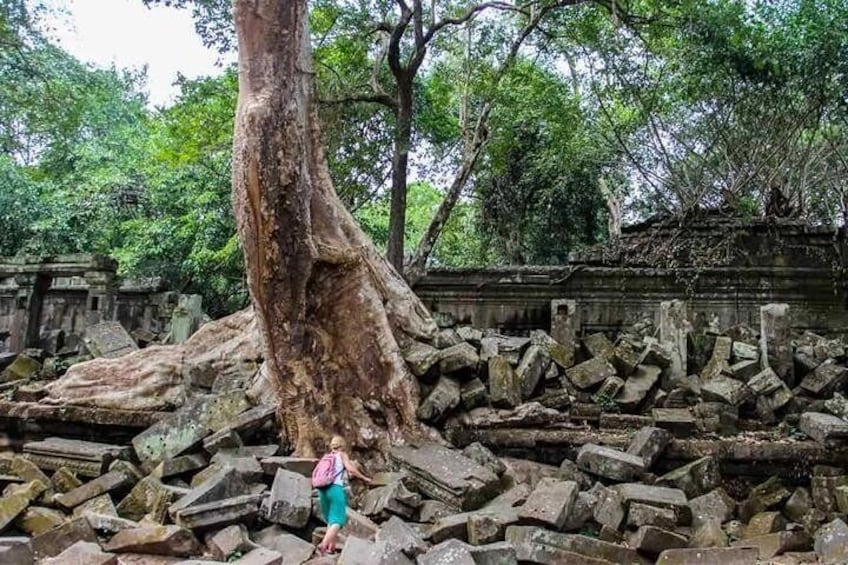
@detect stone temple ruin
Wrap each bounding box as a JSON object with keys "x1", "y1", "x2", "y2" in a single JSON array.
[{"x1": 1, "y1": 216, "x2": 848, "y2": 564}]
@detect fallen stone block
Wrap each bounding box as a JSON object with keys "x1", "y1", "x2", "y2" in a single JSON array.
[
  {"x1": 72, "y1": 493, "x2": 118, "y2": 518},
  {"x1": 237, "y1": 547, "x2": 285, "y2": 565},
  {"x1": 656, "y1": 456, "x2": 721, "y2": 498},
  {"x1": 627, "y1": 525, "x2": 688, "y2": 555},
  {"x1": 655, "y1": 547, "x2": 758, "y2": 564},
  {"x1": 206, "y1": 524, "x2": 258, "y2": 562},
  {"x1": 41, "y1": 541, "x2": 116, "y2": 565},
  {"x1": 615, "y1": 483, "x2": 691, "y2": 524},
  {"x1": 438, "y1": 342, "x2": 479, "y2": 375},
  {"x1": 516, "y1": 345, "x2": 549, "y2": 399},
  {"x1": 1, "y1": 354, "x2": 41, "y2": 382},
  {"x1": 83, "y1": 512, "x2": 140, "y2": 534},
  {"x1": 0, "y1": 537, "x2": 33, "y2": 565},
  {"x1": 626, "y1": 502, "x2": 677, "y2": 529},
  {"x1": 583, "y1": 333, "x2": 614, "y2": 360},
  {"x1": 51, "y1": 467, "x2": 83, "y2": 493},
  {"x1": 462, "y1": 443, "x2": 506, "y2": 477},
  {"x1": 731, "y1": 531, "x2": 812, "y2": 560},
  {"x1": 505, "y1": 526, "x2": 650, "y2": 565},
  {"x1": 259, "y1": 456, "x2": 317, "y2": 478},
  {"x1": 814, "y1": 518, "x2": 848, "y2": 564},
  {"x1": 375, "y1": 515, "x2": 427, "y2": 557},
  {"x1": 14, "y1": 506, "x2": 67, "y2": 536},
  {"x1": 418, "y1": 539, "x2": 474, "y2": 565},
  {"x1": 760, "y1": 304, "x2": 793, "y2": 385},
  {"x1": 174, "y1": 493, "x2": 263, "y2": 530},
  {"x1": 337, "y1": 536, "x2": 413, "y2": 565},
  {"x1": 730, "y1": 359, "x2": 760, "y2": 381},
  {"x1": 116, "y1": 475, "x2": 177, "y2": 523},
  {"x1": 612, "y1": 342, "x2": 642, "y2": 377},
  {"x1": 517, "y1": 478, "x2": 578, "y2": 530},
  {"x1": 360, "y1": 480, "x2": 422, "y2": 521},
  {"x1": 31, "y1": 517, "x2": 98, "y2": 560},
  {"x1": 169, "y1": 465, "x2": 249, "y2": 519},
  {"x1": 738, "y1": 476, "x2": 791, "y2": 522},
  {"x1": 104, "y1": 525, "x2": 202, "y2": 557},
  {"x1": 652, "y1": 408, "x2": 697, "y2": 435},
  {"x1": 701, "y1": 376, "x2": 749, "y2": 406},
  {"x1": 152, "y1": 453, "x2": 208, "y2": 479},
  {"x1": 743, "y1": 511, "x2": 786, "y2": 539},
  {"x1": 799, "y1": 412, "x2": 848, "y2": 446},
  {"x1": 614, "y1": 364, "x2": 661, "y2": 412},
  {"x1": 417, "y1": 376, "x2": 461, "y2": 423},
  {"x1": 690, "y1": 518, "x2": 728, "y2": 548},
  {"x1": 576, "y1": 443, "x2": 645, "y2": 481},
  {"x1": 460, "y1": 378, "x2": 488, "y2": 410},
  {"x1": 403, "y1": 341, "x2": 441, "y2": 377},
  {"x1": 388, "y1": 444, "x2": 501, "y2": 511},
  {"x1": 84, "y1": 321, "x2": 139, "y2": 358},
  {"x1": 55, "y1": 469, "x2": 132, "y2": 510},
  {"x1": 565, "y1": 357, "x2": 617, "y2": 390},
  {"x1": 132, "y1": 391, "x2": 251, "y2": 467},
  {"x1": 800, "y1": 361, "x2": 847, "y2": 397},
  {"x1": 0, "y1": 479, "x2": 46, "y2": 531},
  {"x1": 626, "y1": 426, "x2": 671, "y2": 468},
  {"x1": 260, "y1": 468, "x2": 311, "y2": 528},
  {"x1": 23, "y1": 437, "x2": 131, "y2": 478},
  {"x1": 689, "y1": 488, "x2": 736, "y2": 528},
  {"x1": 428, "y1": 507, "x2": 518, "y2": 545},
  {"x1": 468, "y1": 541, "x2": 518, "y2": 565},
  {"x1": 487, "y1": 356, "x2": 521, "y2": 409}
]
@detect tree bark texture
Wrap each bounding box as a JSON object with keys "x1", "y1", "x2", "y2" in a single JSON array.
[
  {"x1": 387, "y1": 87, "x2": 414, "y2": 271},
  {"x1": 231, "y1": 0, "x2": 436, "y2": 456}
]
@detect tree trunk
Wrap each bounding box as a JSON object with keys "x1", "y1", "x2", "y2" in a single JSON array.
[
  {"x1": 231, "y1": 0, "x2": 436, "y2": 456},
  {"x1": 387, "y1": 86, "x2": 414, "y2": 271}
]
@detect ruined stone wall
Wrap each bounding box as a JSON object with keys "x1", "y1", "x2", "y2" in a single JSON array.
[
  {"x1": 414, "y1": 218, "x2": 848, "y2": 335},
  {"x1": 0, "y1": 255, "x2": 177, "y2": 353}
]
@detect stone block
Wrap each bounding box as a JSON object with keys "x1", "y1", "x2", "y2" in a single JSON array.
[
  {"x1": 132, "y1": 391, "x2": 251, "y2": 466},
  {"x1": 418, "y1": 539, "x2": 474, "y2": 565},
  {"x1": 614, "y1": 483, "x2": 691, "y2": 524},
  {"x1": 83, "y1": 321, "x2": 139, "y2": 358},
  {"x1": 0, "y1": 479, "x2": 46, "y2": 531},
  {"x1": 1, "y1": 354, "x2": 41, "y2": 382},
  {"x1": 174, "y1": 493, "x2": 262, "y2": 530},
  {"x1": 152, "y1": 453, "x2": 209, "y2": 479},
  {"x1": 583, "y1": 333, "x2": 614, "y2": 360},
  {"x1": 550, "y1": 300, "x2": 579, "y2": 356},
  {"x1": 51, "y1": 467, "x2": 83, "y2": 493},
  {"x1": 656, "y1": 547, "x2": 758, "y2": 564},
  {"x1": 14, "y1": 506, "x2": 67, "y2": 536},
  {"x1": 438, "y1": 342, "x2": 479, "y2": 375},
  {"x1": 116, "y1": 476, "x2": 176, "y2": 522},
  {"x1": 31, "y1": 517, "x2": 98, "y2": 560},
  {"x1": 206, "y1": 525, "x2": 257, "y2": 562},
  {"x1": 743, "y1": 511, "x2": 786, "y2": 539},
  {"x1": 626, "y1": 426, "x2": 671, "y2": 468},
  {"x1": 72, "y1": 493, "x2": 117, "y2": 518},
  {"x1": 738, "y1": 476, "x2": 791, "y2": 522},
  {"x1": 565, "y1": 357, "x2": 616, "y2": 390},
  {"x1": 517, "y1": 478, "x2": 578, "y2": 530},
  {"x1": 462, "y1": 443, "x2": 506, "y2": 477},
  {"x1": 660, "y1": 300, "x2": 688, "y2": 381},
  {"x1": 656, "y1": 456, "x2": 721, "y2": 498},
  {"x1": 260, "y1": 469, "x2": 311, "y2": 528},
  {"x1": 41, "y1": 541, "x2": 116, "y2": 565},
  {"x1": 388, "y1": 444, "x2": 501, "y2": 511},
  {"x1": 417, "y1": 377, "x2": 461, "y2": 423},
  {"x1": 402, "y1": 341, "x2": 441, "y2": 377},
  {"x1": 360, "y1": 480, "x2": 421, "y2": 521},
  {"x1": 576, "y1": 443, "x2": 645, "y2": 481},
  {"x1": 730, "y1": 359, "x2": 760, "y2": 381},
  {"x1": 628, "y1": 525, "x2": 688, "y2": 555},
  {"x1": 516, "y1": 345, "x2": 549, "y2": 399},
  {"x1": 814, "y1": 518, "x2": 848, "y2": 564},
  {"x1": 731, "y1": 531, "x2": 812, "y2": 560},
  {"x1": 376, "y1": 515, "x2": 427, "y2": 557},
  {"x1": 467, "y1": 541, "x2": 518, "y2": 565},
  {"x1": 800, "y1": 360, "x2": 847, "y2": 397},
  {"x1": 691, "y1": 518, "x2": 728, "y2": 548},
  {"x1": 104, "y1": 525, "x2": 202, "y2": 557},
  {"x1": 689, "y1": 488, "x2": 736, "y2": 528},
  {"x1": 616, "y1": 365, "x2": 661, "y2": 412},
  {"x1": 799, "y1": 412, "x2": 848, "y2": 446},
  {"x1": 460, "y1": 378, "x2": 488, "y2": 410},
  {"x1": 54, "y1": 470, "x2": 132, "y2": 510},
  {"x1": 259, "y1": 456, "x2": 317, "y2": 478},
  {"x1": 652, "y1": 408, "x2": 697, "y2": 435},
  {"x1": 0, "y1": 538, "x2": 32, "y2": 565},
  {"x1": 505, "y1": 526, "x2": 650, "y2": 565},
  {"x1": 760, "y1": 304, "x2": 794, "y2": 386},
  {"x1": 732, "y1": 341, "x2": 759, "y2": 362},
  {"x1": 626, "y1": 502, "x2": 677, "y2": 529},
  {"x1": 83, "y1": 512, "x2": 140, "y2": 534},
  {"x1": 702, "y1": 376, "x2": 749, "y2": 406},
  {"x1": 169, "y1": 465, "x2": 249, "y2": 518},
  {"x1": 488, "y1": 357, "x2": 521, "y2": 408}
]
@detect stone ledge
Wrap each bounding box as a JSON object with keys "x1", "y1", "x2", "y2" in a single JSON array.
[{"x1": 0, "y1": 401, "x2": 165, "y2": 429}]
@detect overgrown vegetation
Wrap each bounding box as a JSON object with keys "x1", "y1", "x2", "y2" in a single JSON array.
[{"x1": 1, "y1": 0, "x2": 846, "y2": 315}]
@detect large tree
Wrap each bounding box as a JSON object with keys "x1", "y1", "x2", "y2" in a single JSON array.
[{"x1": 230, "y1": 0, "x2": 437, "y2": 455}]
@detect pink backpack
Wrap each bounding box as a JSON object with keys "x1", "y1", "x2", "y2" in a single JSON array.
[{"x1": 311, "y1": 452, "x2": 342, "y2": 488}]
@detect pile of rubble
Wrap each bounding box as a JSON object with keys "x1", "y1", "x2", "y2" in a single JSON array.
[{"x1": 1, "y1": 300, "x2": 848, "y2": 563}]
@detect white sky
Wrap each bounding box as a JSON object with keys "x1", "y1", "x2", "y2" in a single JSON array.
[{"x1": 37, "y1": 0, "x2": 231, "y2": 107}]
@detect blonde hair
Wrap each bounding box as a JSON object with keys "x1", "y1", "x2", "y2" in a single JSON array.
[{"x1": 330, "y1": 435, "x2": 346, "y2": 450}]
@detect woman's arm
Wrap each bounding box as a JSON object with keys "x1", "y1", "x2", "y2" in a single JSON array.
[{"x1": 341, "y1": 452, "x2": 372, "y2": 484}]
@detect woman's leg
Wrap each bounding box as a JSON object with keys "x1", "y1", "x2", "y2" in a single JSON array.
[
  {"x1": 323, "y1": 523, "x2": 341, "y2": 553},
  {"x1": 323, "y1": 485, "x2": 348, "y2": 553}
]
